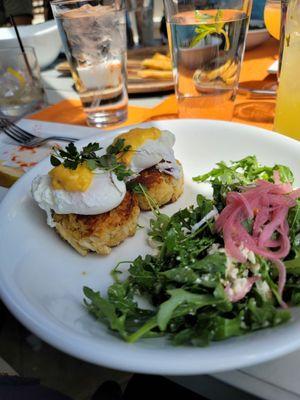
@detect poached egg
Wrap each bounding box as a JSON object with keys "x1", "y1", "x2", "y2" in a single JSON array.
[
  {"x1": 32, "y1": 163, "x2": 126, "y2": 227},
  {"x1": 116, "y1": 127, "x2": 181, "y2": 179}
]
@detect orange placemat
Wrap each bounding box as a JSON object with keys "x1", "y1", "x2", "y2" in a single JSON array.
[
  {"x1": 240, "y1": 38, "x2": 278, "y2": 83},
  {"x1": 27, "y1": 98, "x2": 178, "y2": 130},
  {"x1": 28, "y1": 38, "x2": 278, "y2": 131},
  {"x1": 28, "y1": 93, "x2": 275, "y2": 132}
]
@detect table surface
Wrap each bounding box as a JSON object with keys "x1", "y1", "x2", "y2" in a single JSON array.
[{"x1": 1, "y1": 46, "x2": 300, "y2": 400}]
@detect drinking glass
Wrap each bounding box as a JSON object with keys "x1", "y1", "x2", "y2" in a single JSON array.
[
  {"x1": 51, "y1": 0, "x2": 128, "y2": 128},
  {"x1": 273, "y1": 0, "x2": 300, "y2": 140},
  {"x1": 126, "y1": 0, "x2": 154, "y2": 46},
  {"x1": 265, "y1": 0, "x2": 289, "y2": 75},
  {"x1": 0, "y1": 47, "x2": 44, "y2": 118},
  {"x1": 264, "y1": 0, "x2": 281, "y2": 39},
  {"x1": 164, "y1": 0, "x2": 252, "y2": 120}
]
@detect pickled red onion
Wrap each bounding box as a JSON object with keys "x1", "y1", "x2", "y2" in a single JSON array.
[
  {"x1": 225, "y1": 276, "x2": 260, "y2": 303},
  {"x1": 216, "y1": 177, "x2": 300, "y2": 301},
  {"x1": 273, "y1": 259, "x2": 288, "y2": 308}
]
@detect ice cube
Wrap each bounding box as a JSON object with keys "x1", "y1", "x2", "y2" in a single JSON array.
[
  {"x1": 61, "y1": 4, "x2": 124, "y2": 63},
  {"x1": 0, "y1": 71, "x2": 22, "y2": 99},
  {"x1": 77, "y1": 60, "x2": 121, "y2": 90}
]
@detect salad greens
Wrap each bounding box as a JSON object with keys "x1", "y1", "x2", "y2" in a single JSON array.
[
  {"x1": 193, "y1": 155, "x2": 294, "y2": 211},
  {"x1": 83, "y1": 156, "x2": 300, "y2": 346}
]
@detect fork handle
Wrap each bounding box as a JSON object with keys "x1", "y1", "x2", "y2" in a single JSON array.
[{"x1": 42, "y1": 136, "x2": 78, "y2": 143}]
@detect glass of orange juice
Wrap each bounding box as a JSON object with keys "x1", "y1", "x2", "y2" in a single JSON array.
[
  {"x1": 264, "y1": 0, "x2": 281, "y2": 39},
  {"x1": 264, "y1": 0, "x2": 289, "y2": 77},
  {"x1": 273, "y1": 0, "x2": 300, "y2": 140}
]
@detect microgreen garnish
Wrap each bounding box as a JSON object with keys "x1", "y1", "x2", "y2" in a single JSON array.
[
  {"x1": 127, "y1": 181, "x2": 146, "y2": 195},
  {"x1": 190, "y1": 9, "x2": 230, "y2": 50},
  {"x1": 50, "y1": 139, "x2": 133, "y2": 181},
  {"x1": 127, "y1": 182, "x2": 160, "y2": 214}
]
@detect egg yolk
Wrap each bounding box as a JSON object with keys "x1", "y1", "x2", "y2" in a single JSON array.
[
  {"x1": 116, "y1": 127, "x2": 161, "y2": 165},
  {"x1": 49, "y1": 163, "x2": 93, "y2": 192}
]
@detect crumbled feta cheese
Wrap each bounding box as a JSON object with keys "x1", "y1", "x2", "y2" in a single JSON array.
[
  {"x1": 242, "y1": 269, "x2": 249, "y2": 278},
  {"x1": 239, "y1": 244, "x2": 256, "y2": 264},
  {"x1": 229, "y1": 268, "x2": 238, "y2": 280},
  {"x1": 182, "y1": 227, "x2": 190, "y2": 235},
  {"x1": 250, "y1": 263, "x2": 260, "y2": 274},
  {"x1": 255, "y1": 280, "x2": 272, "y2": 301},
  {"x1": 208, "y1": 243, "x2": 220, "y2": 255},
  {"x1": 232, "y1": 278, "x2": 248, "y2": 296},
  {"x1": 239, "y1": 244, "x2": 249, "y2": 259},
  {"x1": 225, "y1": 255, "x2": 235, "y2": 270},
  {"x1": 225, "y1": 255, "x2": 237, "y2": 279},
  {"x1": 248, "y1": 251, "x2": 256, "y2": 264}
]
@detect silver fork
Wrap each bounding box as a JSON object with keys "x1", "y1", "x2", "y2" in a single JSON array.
[{"x1": 0, "y1": 118, "x2": 78, "y2": 147}]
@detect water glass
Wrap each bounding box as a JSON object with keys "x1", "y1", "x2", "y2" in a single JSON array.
[
  {"x1": 51, "y1": 0, "x2": 128, "y2": 128},
  {"x1": 0, "y1": 47, "x2": 44, "y2": 118},
  {"x1": 164, "y1": 0, "x2": 252, "y2": 120}
]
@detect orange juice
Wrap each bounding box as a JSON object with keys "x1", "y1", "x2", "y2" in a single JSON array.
[
  {"x1": 273, "y1": 0, "x2": 300, "y2": 140},
  {"x1": 264, "y1": 1, "x2": 281, "y2": 40}
]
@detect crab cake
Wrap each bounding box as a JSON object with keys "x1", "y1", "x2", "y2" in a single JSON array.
[
  {"x1": 114, "y1": 127, "x2": 184, "y2": 209},
  {"x1": 53, "y1": 192, "x2": 140, "y2": 256},
  {"x1": 132, "y1": 163, "x2": 184, "y2": 211},
  {"x1": 31, "y1": 140, "x2": 142, "y2": 256}
]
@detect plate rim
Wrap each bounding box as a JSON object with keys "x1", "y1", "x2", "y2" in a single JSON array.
[{"x1": 1, "y1": 119, "x2": 300, "y2": 375}]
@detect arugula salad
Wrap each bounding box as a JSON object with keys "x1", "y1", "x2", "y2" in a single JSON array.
[{"x1": 83, "y1": 156, "x2": 300, "y2": 346}]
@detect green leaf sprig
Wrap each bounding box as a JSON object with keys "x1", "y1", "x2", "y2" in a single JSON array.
[
  {"x1": 190, "y1": 9, "x2": 230, "y2": 50},
  {"x1": 50, "y1": 139, "x2": 133, "y2": 181},
  {"x1": 127, "y1": 182, "x2": 160, "y2": 215}
]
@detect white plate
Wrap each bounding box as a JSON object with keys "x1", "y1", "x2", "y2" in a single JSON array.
[
  {"x1": 246, "y1": 28, "x2": 270, "y2": 50},
  {"x1": 268, "y1": 60, "x2": 279, "y2": 74},
  {"x1": 0, "y1": 21, "x2": 62, "y2": 69},
  {"x1": 1, "y1": 119, "x2": 300, "y2": 375}
]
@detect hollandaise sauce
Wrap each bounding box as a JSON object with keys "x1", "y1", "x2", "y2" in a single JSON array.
[
  {"x1": 49, "y1": 163, "x2": 93, "y2": 192},
  {"x1": 116, "y1": 127, "x2": 161, "y2": 165}
]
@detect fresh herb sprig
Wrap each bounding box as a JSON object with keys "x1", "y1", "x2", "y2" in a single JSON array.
[
  {"x1": 127, "y1": 182, "x2": 160, "y2": 214},
  {"x1": 50, "y1": 139, "x2": 133, "y2": 181},
  {"x1": 190, "y1": 9, "x2": 230, "y2": 50}
]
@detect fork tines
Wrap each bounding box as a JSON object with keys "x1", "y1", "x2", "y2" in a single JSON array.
[{"x1": 0, "y1": 118, "x2": 35, "y2": 143}]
